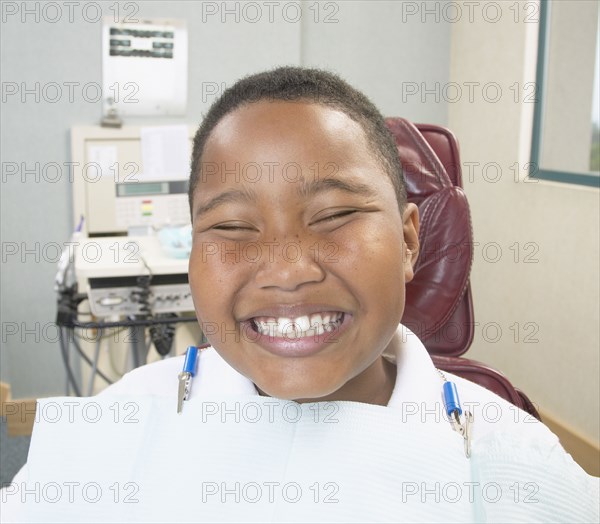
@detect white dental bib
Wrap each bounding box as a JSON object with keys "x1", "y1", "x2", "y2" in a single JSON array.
[{"x1": 2, "y1": 326, "x2": 598, "y2": 523}]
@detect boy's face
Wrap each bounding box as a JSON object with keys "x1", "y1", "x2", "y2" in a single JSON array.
[{"x1": 189, "y1": 100, "x2": 419, "y2": 402}]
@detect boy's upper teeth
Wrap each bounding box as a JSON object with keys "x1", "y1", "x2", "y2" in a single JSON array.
[{"x1": 252, "y1": 311, "x2": 344, "y2": 338}]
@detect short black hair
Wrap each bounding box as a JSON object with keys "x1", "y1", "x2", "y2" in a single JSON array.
[{"x1": 189, "y1": 66, "x2": 406, "y2": 216}]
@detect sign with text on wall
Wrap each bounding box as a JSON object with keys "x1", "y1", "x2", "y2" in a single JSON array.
[{"x1": 102, "y1": 17, "x2": 188, "y2": 116}]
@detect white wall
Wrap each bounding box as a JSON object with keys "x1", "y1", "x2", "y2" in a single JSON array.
[
  {"x1": 301, "y1": 0, "x2": 450, "y2": 123},
  {"x1": 448, "y1": 1, "x2": 599, "y2": 443},
  {"x1": 0, "y1": 1, "x2": 450, "y2": 397}
]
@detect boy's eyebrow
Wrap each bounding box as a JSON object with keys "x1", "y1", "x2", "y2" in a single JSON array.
[
  {"x1": 297, "y1": 177, "x2": 377, "y2": 199},
  {"x1": 194, "y1": 187, "x2": 258, "y2": 220}
]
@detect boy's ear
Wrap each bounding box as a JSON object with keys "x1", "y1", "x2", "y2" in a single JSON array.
[{"x1": 402, "y1": 203, "x2": 420, "y2": 283}]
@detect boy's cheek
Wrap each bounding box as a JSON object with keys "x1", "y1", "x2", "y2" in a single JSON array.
[
  {"x1": 189, "y1": 241, "x2": 247, "y2": 280},
  {"x1": 190, "y1": 239, "x2": 227, "y2": 265}
]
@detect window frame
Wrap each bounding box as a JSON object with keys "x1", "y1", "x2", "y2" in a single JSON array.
[{"x1": 530, "y1": 0, "x2": 600, "y2": 188}]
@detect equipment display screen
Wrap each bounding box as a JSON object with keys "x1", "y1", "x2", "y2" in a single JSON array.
[
  {"x1": 117, "y1": 182, "x2": 168, "y2": 196},
  {"x1": 116, "y1": 180, "x2": 188, "y2": 197}
]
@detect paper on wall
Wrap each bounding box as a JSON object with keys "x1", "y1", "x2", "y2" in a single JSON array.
[
  {"x1": 140, "y1": 125, "x2": 190, "y2": 182},
  {"x1": 87, "y1": 145, "x2": 118, "y2": 179}
]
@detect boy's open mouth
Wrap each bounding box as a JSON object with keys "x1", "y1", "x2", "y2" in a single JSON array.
[{"x1": 249, "y1": 311, "x2": 345, "y2": 339}]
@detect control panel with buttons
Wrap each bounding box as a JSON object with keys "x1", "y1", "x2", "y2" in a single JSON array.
[{"x1": 88, "y1": 274, "x2": 193, "y2": 318}]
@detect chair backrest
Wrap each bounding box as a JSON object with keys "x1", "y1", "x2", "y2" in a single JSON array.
[
  {"x1": 385, "y1": 118, "x2": 474, "y2": 357},
  {"x1": 385, "y1": 118, "x2": 541, "y2": 420}
]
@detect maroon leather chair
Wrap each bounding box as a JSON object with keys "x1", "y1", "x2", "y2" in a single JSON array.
[{"x1": 386, "y1": 118, "x2": 541, "y2": 421}]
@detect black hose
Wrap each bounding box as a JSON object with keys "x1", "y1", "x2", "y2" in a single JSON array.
[
  {"x1": 58, "y1": 327, "x2": 82, "y2": 396},
  {"x1": 69, "y1": 329, "x2": 114, "y2": 385}
]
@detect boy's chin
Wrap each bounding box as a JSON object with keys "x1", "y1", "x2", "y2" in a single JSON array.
[{"x1": 254, "y1": 380, "x2": 342, "y2": 403}]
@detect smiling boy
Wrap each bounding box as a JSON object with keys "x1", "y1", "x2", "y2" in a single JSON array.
[{"x1": 187, "y1": 68, "x2": 419, "y2": 407}]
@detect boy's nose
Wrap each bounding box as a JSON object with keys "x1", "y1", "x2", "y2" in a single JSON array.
[{"x1": 253, "y1": 240, "x2": 326, "y2": 291}]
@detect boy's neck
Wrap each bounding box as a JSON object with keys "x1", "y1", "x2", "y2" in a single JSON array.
[{"x1": 255, "y1": 355, "x2": 398, "y2": 407}]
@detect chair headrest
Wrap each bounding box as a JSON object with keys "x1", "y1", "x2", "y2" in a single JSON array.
[{"x1": 385, "y1": 118, "x2": 474, "y2": 354}]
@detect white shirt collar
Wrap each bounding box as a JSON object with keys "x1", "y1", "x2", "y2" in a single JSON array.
[{"x1": 386, "y1": 324, "x2": 442, "y2": 408}]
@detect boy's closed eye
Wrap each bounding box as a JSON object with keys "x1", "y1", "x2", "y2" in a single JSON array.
[
  {"x1": 212, "y1": 222, "x2": 256, "y2": 231},
  {"x1": 208, "y1": 222, "x2": 260, "y2": 241},
  {"x1": 310, "y1": 208, "x2": 359, "y2": 224}
]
